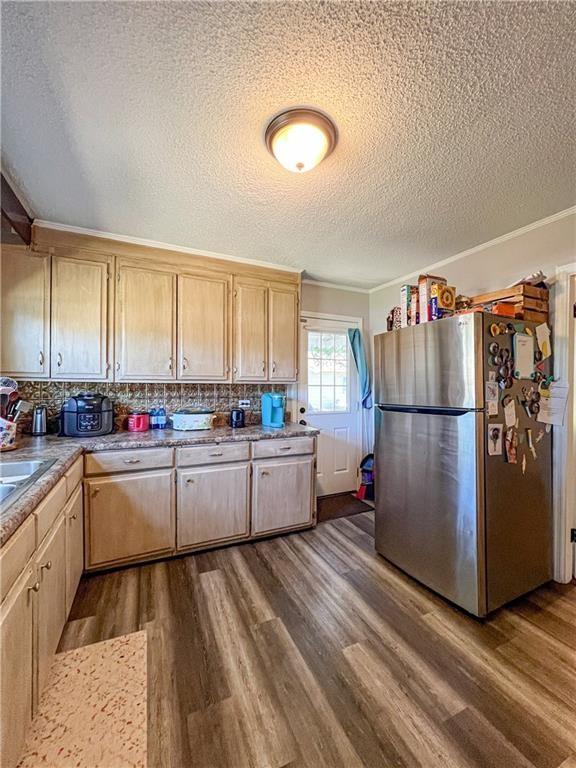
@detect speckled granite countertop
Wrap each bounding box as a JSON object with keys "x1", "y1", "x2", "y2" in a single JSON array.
[{"x1": 0, "y1": 424, "x2": 318, "y2": 547}]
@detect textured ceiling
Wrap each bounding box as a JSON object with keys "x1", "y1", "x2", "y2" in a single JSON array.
[{"x1": 2, "y1": 1, "x2": 575, "y2": 288}]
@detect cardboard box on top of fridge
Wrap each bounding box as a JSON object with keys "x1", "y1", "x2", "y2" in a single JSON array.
[
  {"x1": 418, "y1": 274, "x2": 447, "y2": 323},
  {"x1": 430, "y1": 283, "x2": 456, "y2": 319},
  {"x1": 400, "y1": 284, "x2": 413, "y2": 328},
  {"x1": 409, "y1": 286, "x2": 419, "y2": 325}
]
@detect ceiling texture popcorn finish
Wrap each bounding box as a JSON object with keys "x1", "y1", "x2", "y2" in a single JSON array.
[{"x1": 2, "y1": 1, "x2": 575, "y2": 289}]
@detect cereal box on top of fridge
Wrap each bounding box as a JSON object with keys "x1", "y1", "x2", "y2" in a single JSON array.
[
  {"x1": 409, "y1": 285, "x2": 419, "y2": 325},
  {"x1": 400, "y1": 284, "x2": 414, "y2": 328},
  {"x1": 418, "y1": 274, "x2": 447, "y2": 323}
]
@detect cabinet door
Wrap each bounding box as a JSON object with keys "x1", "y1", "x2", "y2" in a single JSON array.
[
  {"x1": 85, "y1": 470, "x2": 174, "y2": 568},
  {"x1": 51, "y1": 254, "x2": 110, "y2": 380},
  {"x1": 1, "y1": 247, "x2": 50, "y2": 378},
  {"x1": 178, "y1": 272, "x2": 230, "y2": 380},
  {"x1": 252, "y1": 455, "x2": 314, "y2": 535},
  {"x1": 233, "y1": 278, "x2": 267, "y2": 381},
  {"x1": 0, "y1": 565, "x2": 35, "y2": 768},
  {"x1": 65, "y1": 485, "x2": 84, "y2": 614},
  {"x1": 116, "y1": 265, "x2": 176, "y2": 380},
  {"x1": 177, "y1": 463, "x2": 249, "y2": 549},
  {"x1": 36, "y1": 514, "x2": 67, "y2": 701},
  {"x1": 269, "y1": 284, "x2": 298, "y2": 381}
]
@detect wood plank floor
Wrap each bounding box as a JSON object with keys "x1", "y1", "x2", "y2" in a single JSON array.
[{"x1": 59, "y1": 512, "x2": 576, "y2": 768}]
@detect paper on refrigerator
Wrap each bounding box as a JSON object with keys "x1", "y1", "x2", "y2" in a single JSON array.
[{"x1": 537, "y1": 384, "x2": 569, "y2": 426}]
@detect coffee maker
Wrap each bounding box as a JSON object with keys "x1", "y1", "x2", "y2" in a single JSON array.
[{"x1": 261, "y1": 393, "x2": 285, "y2": 429}]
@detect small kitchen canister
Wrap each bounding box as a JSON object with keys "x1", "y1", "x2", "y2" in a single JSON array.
[
  {"x1": 127, "y1": 412, "x2": 150, "y2": 432},
  {"x1": 0, "y1": 417, "x2": 18, "y2": 451}
]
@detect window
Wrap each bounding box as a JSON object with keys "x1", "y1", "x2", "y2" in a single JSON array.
[{"x1": 307, "y1": 331, "x2": 348, "y2": 412}]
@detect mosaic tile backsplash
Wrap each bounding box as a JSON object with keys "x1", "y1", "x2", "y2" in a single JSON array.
[{"x1": 16, "y1": 381, "x2": 288, "y2": 433}]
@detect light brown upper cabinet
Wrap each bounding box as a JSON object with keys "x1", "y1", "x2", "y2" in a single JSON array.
[
  {"x1": 1, "y1": 247, "x2": 50, "y2": 378},
  {"x1": 269, "y1": 283, "x2": 298, "y2": 381},
  {"x1": 116, "y1": 263, "x2": 177, "y2": 381},
  {"x1": 178, "y1": 271, "x2": 231, "y2": 381},
  {"x1": 233, "y1": 277, "x2": 268, "y2": 381},
  {"x1": 51, "y1": 253, "x2": 112, "y2": 380}
]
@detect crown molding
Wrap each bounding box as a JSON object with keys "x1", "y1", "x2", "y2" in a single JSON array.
[
  {"x1": 33, "y1": 220, "x2": 303, "y2": 274},
  {"x1": 368, "y1": 205, "x2": 576, "y2": 294},
  {"x1": 301, "y1": 278, "x2": 371, "y2": 294}
]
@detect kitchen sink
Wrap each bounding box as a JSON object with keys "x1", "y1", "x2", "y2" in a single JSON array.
[
  {"x1": 0, "y1": 459, "x2": 56, "y2": 509},
  {"x1": 0, "y1": 460, "x2": 46, "y2": 483}
]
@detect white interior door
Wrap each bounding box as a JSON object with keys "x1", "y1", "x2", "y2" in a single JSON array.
[{"x1": 297, "y1": 317, "x2": 361, "y2": 496}]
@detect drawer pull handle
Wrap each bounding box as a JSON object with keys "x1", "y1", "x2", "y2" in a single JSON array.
[
  {"x1": 209, "y1": 451, "x2": 223, "y2": 457},
  {"x1": 279, "y1": 446, "x2": 292, "y2": 451},
  {"x1": 182, "y1": 356, "x2": 189, "y2": 370},
  {"x1": 41, "y1": 560, "x2": 52, "y2": 572},
  {"x1": 123, "y1": 459, "x2": 141, "y2": 464},
  {"x1": 38, "y1": 350, "x2": 44, "y2": 366},
  {"x1": 28, "y1": 582, "x2": 40, "y2": 593},
  {"x1": 57, "y1": 352, "x2": 63, "y2": 367},
  {"x1": 186, "y1": 478, "x2": 195, "y2": 484}
]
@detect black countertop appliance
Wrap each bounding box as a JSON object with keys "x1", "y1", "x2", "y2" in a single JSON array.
[
  {"x1": 61, "y1": 391, "x2": 114, "y2": 437},
  {"x1": 229, "y1": 408, "x2": 245, "y2": 428}
]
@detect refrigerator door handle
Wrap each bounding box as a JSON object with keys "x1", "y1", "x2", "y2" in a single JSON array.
[{"x1": 376, "y1": 404, "x2": 475, "y2": 417}]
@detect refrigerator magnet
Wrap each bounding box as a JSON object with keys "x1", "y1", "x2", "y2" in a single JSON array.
[
  {"x1": 485, "y1": 381, "x2": 499, "y2": 416},
  {"x1": 513, "y1": 333, "x2": 535, "y2": 379},
  {"x1": 488, "y1": 424, "x2": 503, "y2": 456}
]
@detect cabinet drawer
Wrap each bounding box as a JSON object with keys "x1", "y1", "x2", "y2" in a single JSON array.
[
  {"x1": 176, "y1": 442, "x2": 250, "y2": 467},
  {"x1": 252, "y1": 437, "x2": 314, "y2": 459},
  {"x1": 84, "y1": 447, "x2": 174, "y2": 476},
  {"x1": 0, "y1": 515, "x2": 36, "y2": 604},
  {"x1": 64, "y1": 456, "x2": 83, "y2": 498},
  {"x1": 35, "y1": 478, "x2": 66, "y2": 544}
]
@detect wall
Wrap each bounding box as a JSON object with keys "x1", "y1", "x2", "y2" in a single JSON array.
[
  {"x1": 16, "y1": 381, "x2": 287, "y2": 433},
  {"x1": 301, "y1": 281, "x2": 369, "y2": 329},
  {"x1": 369, "y1": 211, "x2": 576, "y2": 334}
]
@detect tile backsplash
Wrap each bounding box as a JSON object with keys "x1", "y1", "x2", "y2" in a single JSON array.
[{"x1": 16, "y1": 381, "x2": 288, "y2": 432}]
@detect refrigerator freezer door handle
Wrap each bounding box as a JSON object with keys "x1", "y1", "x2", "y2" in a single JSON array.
[{"x1": 375, "y1": 404, "x2": 475, "y2": 417}]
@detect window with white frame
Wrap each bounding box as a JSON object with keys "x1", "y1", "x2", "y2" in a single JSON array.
[{"x1": 307, "y1": 331, "x2": 349, "y2": 412}]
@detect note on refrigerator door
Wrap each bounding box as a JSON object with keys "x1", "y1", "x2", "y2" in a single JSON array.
[
  {"x1": 488, "y1": 424, "x2": 503, "y2": 456},
  {"x1": 537, "y1": 384, "x2": 569, "y2": 426},
  {"x1": 514, "y1": 333, "x2": 534, "y2": 379},
  {"x1": 485, "y1": 381, "x2": 499, "y2": 416},
  {"x1": 504, "y1": 398, "x2": 516, "y2": 428},
  {"x1": 535, "y1": 323, "x2": 552, "y2": 359}
]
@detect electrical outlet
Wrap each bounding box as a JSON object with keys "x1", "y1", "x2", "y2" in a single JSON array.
[{"x1": 239, "y1": 399, "x2": 251, "y2": 408}]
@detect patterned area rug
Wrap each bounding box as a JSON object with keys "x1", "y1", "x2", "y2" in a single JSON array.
[{"x1": 18, "y1": 631, "x2": 146, "y2": 768}]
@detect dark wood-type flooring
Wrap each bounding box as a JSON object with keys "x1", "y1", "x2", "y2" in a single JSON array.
[{"x1": 60, "y1": 512, "x2": 576, "y2": 768}]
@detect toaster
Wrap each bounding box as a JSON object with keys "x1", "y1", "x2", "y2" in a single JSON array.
[{"x1": 61, "y1": 392, "x2": 114, "y2": 437}]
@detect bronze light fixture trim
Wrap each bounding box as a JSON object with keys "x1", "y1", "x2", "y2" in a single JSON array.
[{"x1": 265, "y1": 108, "x2": 338, "y2": 173}]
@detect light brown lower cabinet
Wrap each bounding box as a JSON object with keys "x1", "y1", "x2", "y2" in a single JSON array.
[
  {"x1": 85, "y1": 469, "x2": 175, "y2": 568},
  {"x1": 177, "y1": 463, "x2": 250, "y2": 550},
  {"x1": 0, "y1": 564, "x2": 35, "y2": 768},
  {"x1": 35, "y1": 514, "x2": 67, "y2": 702},
  {"x1": 65, "y1": 485, "x2": 84, "y2": 614},
  {"x1": 251, "y1": 455, "x2": 315, "y2": 535}
]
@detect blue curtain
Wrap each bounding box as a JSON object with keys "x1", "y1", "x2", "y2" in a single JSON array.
[{"x1": 347, "y1": 328, "x2": 372, "y2": 409}]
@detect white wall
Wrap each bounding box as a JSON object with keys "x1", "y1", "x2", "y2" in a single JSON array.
[{"x1": 369, "y1": 210, "x2": 576, "y2": 334}]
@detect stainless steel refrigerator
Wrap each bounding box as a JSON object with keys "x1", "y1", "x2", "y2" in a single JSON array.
[{"x1": 374, "y1": 312, "x2": 552, "y2": 617}]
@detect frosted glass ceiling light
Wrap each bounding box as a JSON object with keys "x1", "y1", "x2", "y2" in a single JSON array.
[{"x1": 265, "y1": 108, "x2": 337, "y2": 173}]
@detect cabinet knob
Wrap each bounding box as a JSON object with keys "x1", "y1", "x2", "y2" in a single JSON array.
[
  {"x1": 233, "y1": 367, "x2": 238, "y2": 375},
  {"x1": 116, "y1": 362, "x2": 120, "y2": 372},
  {"x1": 92, "y1": 488, "x2": 100, "y2": 497},
  {"x1": 262, "y1": 361, "x2": 266, "y2": 372},
  {"x1": 186, "y1": 478, "x2": 195, "y2": 484},
  {"x1": 57, "y1": 352, "x2": 63, "y2": 367},
  {"x1": 168, "y1": 358, "x2": 173, "y2": 371},
  {"x1": 70, "y1": 513, "x2": 78, "y2": 520},
  {"x1": 261, "y1": 470, "x2": 270, "y2": 476},
  {"x1": 28, "y1": 582, "x2": 40, "y2": 593},
  {"x1": 41, "y1": 560, "x2": 52, "y2": 572},
  {"x1": 38, "y1": 351, "x2": 44, "y2": 366}
]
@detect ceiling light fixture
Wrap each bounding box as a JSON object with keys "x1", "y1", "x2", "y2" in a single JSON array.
[{"x1": 265, "y1": 108, "x2": 337, "y2": 173}]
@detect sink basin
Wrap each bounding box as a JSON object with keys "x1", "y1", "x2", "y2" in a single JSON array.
[
  {"x1": 0, "y1": 460, "x2": 45, "y2": 483},
  {"x1": 0, "y1": 484, "x2": 17, "y2": 501},
  {"x1": 0, "y1": 459, "x2": 56, "y2": 510}
]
